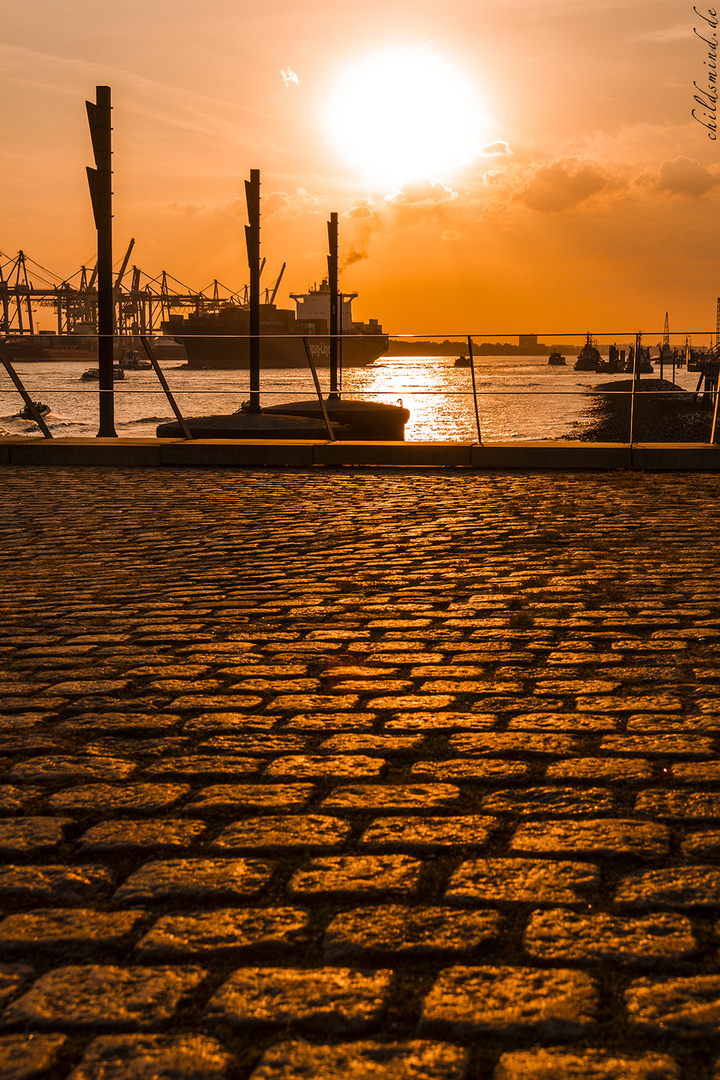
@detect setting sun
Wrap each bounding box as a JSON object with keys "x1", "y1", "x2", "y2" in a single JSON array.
[{"x1": 323, "y1": 47, "x2": 489, "y2": 188}]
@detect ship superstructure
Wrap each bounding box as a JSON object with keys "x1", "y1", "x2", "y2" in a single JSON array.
[{"x1": 162, "y1": 278, "x2": 388, "y2": 369}]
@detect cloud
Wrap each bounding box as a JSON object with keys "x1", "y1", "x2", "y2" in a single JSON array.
[
  {"x1": 627, "y1": 23, "x2": 690, "y2": 43},
  {"x1": 516, "y1": 158, "x2": 609, "y2": 212},
  {"x1": 384, "y1": 180, "x2": 457, "y2": 206},
  {"x1": 166, "y1": 203, "x2": 206, "y2": 216},
  {"x1": 655, "y1": 156, "x2": 719, "y2": 197},
  {"x1": 280, "y1": 68, "x2": 299, "y2": 88},
  {"x1": 481, "y1": 141, "x2": 513, "y2": 157},
  {"x1": 441, "y1": 229, "x2": 464, "y2": 241},
  {"x1": 262, "y1": 188, "x2": 326, "y2": 219}
]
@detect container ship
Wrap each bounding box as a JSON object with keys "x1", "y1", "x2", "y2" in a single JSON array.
[{"x1": 161, "y1": 279, "x2": 389, "y2": 369}]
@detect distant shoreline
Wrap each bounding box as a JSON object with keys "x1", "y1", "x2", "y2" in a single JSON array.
[{"x1": 386, "y1": 340, "x2": 583, "y2": 357}]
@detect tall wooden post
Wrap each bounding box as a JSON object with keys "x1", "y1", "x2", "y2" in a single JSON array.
[
  {"x1": 327, "y1": 212, "x2": 340, "y2": 398},
  {"x1": 86, "y1": 85, "x2": 116, "y2": 437},
  {"x1": 245, "y1": 169, "x2": 261, "y2": 413}
]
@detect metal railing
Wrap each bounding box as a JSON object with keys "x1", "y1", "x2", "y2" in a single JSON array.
[{"x1": 1, "y1": 331, "x2": 719, "y2": 446}]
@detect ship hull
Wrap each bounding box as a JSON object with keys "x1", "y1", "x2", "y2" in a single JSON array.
[{"x1": 177, "y1": 333, "x2": 389, "y2": 370}]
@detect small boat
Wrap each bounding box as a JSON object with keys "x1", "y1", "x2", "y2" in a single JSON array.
[
  {"x1": 548, "y1": 351, "x2": 566, "y2": 366},
  {"x1": 17, "y1": 401, "x2": 50, "y2": 420},
  {"x1": 454, "y1": 354, "x2": 472, "y2": 367},
  {"x1": 81, "y1": 366, "x2": 125, "y2": 381}
]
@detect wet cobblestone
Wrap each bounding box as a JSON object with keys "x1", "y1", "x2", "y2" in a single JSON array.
[{"x1": 1, "y1": 466, "x2": 720, "y2": 1076}]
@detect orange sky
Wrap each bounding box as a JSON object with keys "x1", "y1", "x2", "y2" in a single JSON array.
[{"x1": 1, "y1": 0, "x2": 718, "y2": 339}]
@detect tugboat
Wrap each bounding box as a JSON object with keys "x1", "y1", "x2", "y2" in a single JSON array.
[
  {"x1": 118, "y1": 348, "x2": 151, "y2": 371},
  {"x1": 548, "y1": 351, "x2": 566, "y2": 366},
  {"x1": 454, "y1": 354, "x2": 472, "y2": 367},
  {"x1": 574, "y1": 333, "x2": 602, "y2": 372}
]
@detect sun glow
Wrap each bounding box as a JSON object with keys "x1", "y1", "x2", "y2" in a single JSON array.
[{"x1": 323, "y1": 47, "x2": 489, "y2": 188}]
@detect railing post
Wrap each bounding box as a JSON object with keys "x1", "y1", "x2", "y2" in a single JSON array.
[
  {"x1": 303, "y1": 337, "x2": 335, "y2": 440},
  {"x1": 0, "y1": 341, "x2": 53, "y2": 438},
  {"x1": 140, "y1": 336, "x2": 193, "y2": 440},
  {"x1": 628, "y1": 332, "x2": 640, "y2": 445},
  {"x1": 467, "y1": 335, "x2": 482, "y2": 444}
]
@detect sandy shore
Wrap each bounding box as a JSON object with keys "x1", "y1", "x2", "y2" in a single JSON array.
[{"x1": 571, "y1": 377, "x2": 717, "y2": 442}]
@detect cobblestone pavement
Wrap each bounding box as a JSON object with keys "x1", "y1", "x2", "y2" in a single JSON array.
[{"x1": 1, "y1": 466, "x2": 720, "y2": 1079}]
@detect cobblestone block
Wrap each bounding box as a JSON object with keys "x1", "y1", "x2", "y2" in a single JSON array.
[
  {"x1": 288, "y1": 854, "x2": 422, "y2": 900},
  {"x1": 5, "y1": 756, "x2": 137, "y2": 784},
  {"x1": 0, "y1": 787, "x2": 43, "y2": 815},
  {"x1": 627, "y1": 715, "x2": 720, "y2": 731},
  {"x1": 385, "y1": 711, "x2": 497, "y2": 730},
  {"x1": 636, "y1": 791, "x2": 720, "y2": 820},
  {"x1": 134, "y1": 908, "x2": 309, "y2": 961},
  {"x1": 511, "y1": 819, "x2": 670, "y2": 860},
  {"x1": 265, "y1": 755, "x2": 386, "y2": 779},
  {"x1": 169, "y1": 694, "x2": 263, "y2": 711},
  {"x1": 206, "y1": 967, "x2": 391, "y2": 1034},
  {"x1": 142, "y1": 756, "x2": 264, "y2": 779},
  {"x1": 83, "y1": 737, "x2": 189, "y2": 759},
  {"x1": 494, "y1": 1049, "x2": 679, "y2": 1079},
  {"x1": 368, "y1": 695, "x2": 455, "y2": 711},
  {"x1": 183, "y1": 783, "x2": 314, "y2": 814},
  {"x1": 0, "y1": 818, "x2": 72, "y2": 856},
  {"x1": 507, "y1": 713, "x2": 619, "y2": 732},
  {"x1": 410, "y1": 761, "x2": 530, "y2": 782},
  {"x1": 48, "y1": 783, "x2": 190, "y2": 816},
  {"x1": 0, "y1": 1033, "x2": 67, "y2": 1080},
  {"x1": 546, "y1": 758, "x2": 653, "y2": 782},
  {"x1": 0, "y1": 909, "x2": 145, "y2": 957},
  {"x1": 418, "y1": 965, "x2": 597, "y2": 1038},
  {"x1": 524, "y1": 909, "x2": 696, "y2": 966},
  {"x1": 267, "y1": 694, "x2": 359, "y2": 711},
  {"x1": 181, "y1": 713, "x2": 277, "y2": 733},
  {"x1": 445, "y1": 858, "x2": 599, "y2": 906},
  {"x1": 673, "y1": 763, "x2": 720, "y2": 783},
  {"x1": 248, "y1": 1039, "x2": 468, "y2": 1080},
  {"x1": 196, "y1": 734, "x2": 308, "y2": 754},
  {"x1": 681, "y1": 830, "x2": 720, "y2": 859},
  {"x1": 0, "y1": 965, "x2": 34, "y2": 1006},
  {"x1": 211, "y1": 815, "x2": 350, "y2": 854},
  {"x1": 626, "y1": 974, "x2": 720, "y2": 1036},
  {"x1": 359, "y1": 816, "x2": 497, "y2": 853},
  {"x1": 57, "y1": 713, "x2": 182, "y2": 735},
  {"x1": 317, "y1": 733, "x2": 423, "y2": 756},
  {"x1": 481, "y1": 787, "x2": 615, "y2": 817},
  {"x1": 78, "y1": 819, "x2": 207, "y2": 853},
  {"x1": 614, "y1": 867, "x2": 720, "y2": 909},
  {"x1": 449, "y1": 733, "x2": 580, "y2": 757},
  {"x1": 600, "y1": 735, "x2": 714, "y2": 757},
  {"x1": 284, "y1": 712, "x2": 377, "y2": 731},
  {"x1": 4, "y1": 965, "x2": 207, "y2": 1030},
  {"x1": 68, "y1": 1034, "x2": 231, "y2": 1080},
  {"x1": 323, "y1": 905, "x2": 503, "y2": 963},
  {"x1": 45, "y1": 680, "x2": 132, "y2": 697},
  {"x1": 112, "y1": 858, "x2": 273, "y2": 904},
  {"x1": 0, "y1": 865, "x2": 115, "y2": 905},
  {"x1": 577, "y1": 694, "x2": 682, "y2": 712},
  {"x1": 321, "y1": 784, "x2": 461, "y2": 813}
]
